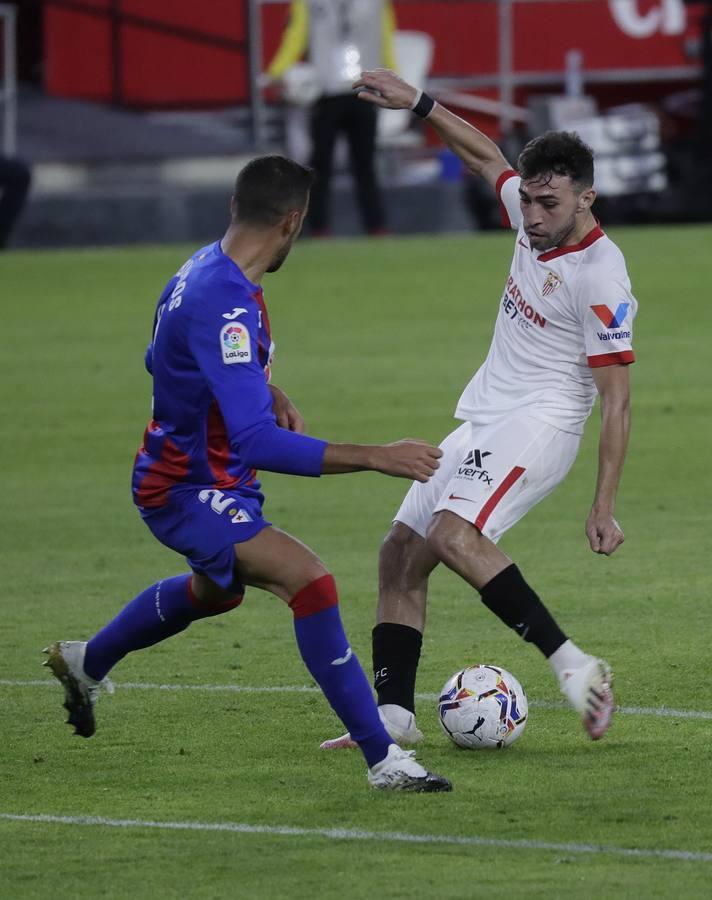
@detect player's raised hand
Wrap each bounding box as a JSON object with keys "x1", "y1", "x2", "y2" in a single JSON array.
[
  {"x1": 374, "y1": 439, "x2": 442, "y2": 483},
  {"x1": 352, "y1": 69, "x2": 418, "y2": 110},
  {"x1": 586, "y1": 509, "x2": 625, "y2": 556}
]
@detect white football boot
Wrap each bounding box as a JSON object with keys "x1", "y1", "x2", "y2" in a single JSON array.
[
  {"x1": 320, "y1": 704, "x2": 424, "y2": 750},
  {"x1": 368, "y1": 744, "x2": 452, "y2": 792},
  {"x1": 559, "y1": 656, "x2": 614, "y2": 740},
  {"x1": 43, "y1": 641, "x2": 114, "y2": 738}
]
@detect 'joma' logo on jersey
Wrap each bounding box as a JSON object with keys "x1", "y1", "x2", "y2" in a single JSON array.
[{"x1": 591, "y1": 303, "x2": 629, "y2": 329}]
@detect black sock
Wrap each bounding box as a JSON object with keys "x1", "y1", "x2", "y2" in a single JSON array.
[
  {"x1": 372, "y1": 622, "x2": 423, "y2": 713},
  {"x1": 479, "y1": 564, "x2": 567, "y2": 658}
]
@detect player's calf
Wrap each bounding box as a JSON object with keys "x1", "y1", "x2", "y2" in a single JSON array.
[
  {"x1": 289, "y1": 573, "x2": 450, "y2": 787},
  {"x1": 82, "y1": 575, "x2": 242, "y2": 682}
]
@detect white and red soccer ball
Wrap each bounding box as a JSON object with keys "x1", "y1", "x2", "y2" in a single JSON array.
[{"x1": 438, "y1": 664, "x2": 528, "y2": 749}]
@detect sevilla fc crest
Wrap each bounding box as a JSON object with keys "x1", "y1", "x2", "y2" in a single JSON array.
[{"x1": 542, "y1": 271, "x2": 563, "y2": 297}]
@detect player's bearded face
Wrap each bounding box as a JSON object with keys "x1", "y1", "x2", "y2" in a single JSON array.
[
  {"x1": 267, "y1": 206, "x2": 307, "y2": 273},
  {"x1": 266, "y1": 236, "x2": 294, "y2": 273},
  {"x1": 520, "y1": 176, "x2": 582, "y2": 251}
]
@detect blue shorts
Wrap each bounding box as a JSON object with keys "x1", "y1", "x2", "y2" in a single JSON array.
[{"x1": 139, "y1": 486, "x2": 271, "y2": 593}]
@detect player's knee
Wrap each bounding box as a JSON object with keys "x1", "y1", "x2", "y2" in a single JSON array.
[
  {"x1": 188, "y1": 575, "x2": 243, "y2": 615},
  {"x1": 378, "y1": 523, "x2": 408, "y2": 590},
  {"x1": 425, "y1": 512, "x2": 473, "y2": 569},
  {"x1": 288, "y1": 570, "x2": 338, "y2": 618},
  {"x1": 298, "y1": 560, "x2": 331, "y2": 592},
  {"x1": 261, "y1": 554, "x2": 331, "y2": 605},
  {"x1": 379, "y1": 523, "x2": 419, "y2": 586}
]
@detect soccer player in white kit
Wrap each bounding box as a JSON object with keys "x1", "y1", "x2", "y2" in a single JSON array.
[{"x1": 323, "y1": 69, "x2": 637, "y2": 750}]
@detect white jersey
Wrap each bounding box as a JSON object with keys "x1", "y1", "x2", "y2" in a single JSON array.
[{"x1": 455, "y1": 171, "x2": 637, "y2": 435}]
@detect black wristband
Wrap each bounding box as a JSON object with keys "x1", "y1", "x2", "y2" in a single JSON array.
[{"x1": 412, "y1": 91, "x2": 436, "y2": 119}]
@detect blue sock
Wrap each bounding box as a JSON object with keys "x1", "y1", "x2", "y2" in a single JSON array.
[
  {"x1": 84, "y1": 575, "x2": 240, "y2": 681},
  {"x1": 290, "y1": 576, "x2": 392, "y2": 768}
]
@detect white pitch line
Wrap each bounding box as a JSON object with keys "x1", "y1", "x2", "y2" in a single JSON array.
[
  {"x1": 416, "y1": 691, "x2": 712, "y2": 721},
  {"x1": 0, "y1": 679, "x2": 320, "y2": 694},
  {"x1": 2, "y1": 679, "x2": 712, "y2": 721},
  {"x1": 0, "y1": 812, "x2": 710, "y2": 864}
]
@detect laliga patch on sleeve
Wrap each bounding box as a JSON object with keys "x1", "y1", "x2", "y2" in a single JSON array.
[{"x1": 220, "y1": 322, "x2": 252, "y2": 364}]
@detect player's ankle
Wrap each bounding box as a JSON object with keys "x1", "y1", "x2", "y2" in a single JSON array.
[
  {"x1": 547, "y1": 640, "x2": 590, "y2": 678},
  {"x1": 378, "y1": 703, "x2": 416, "y2": 728}
]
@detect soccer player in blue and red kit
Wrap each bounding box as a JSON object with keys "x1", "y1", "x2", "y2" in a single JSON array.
[{"x1": 44, "y1": 156, "x2": 451, "y2": 792}]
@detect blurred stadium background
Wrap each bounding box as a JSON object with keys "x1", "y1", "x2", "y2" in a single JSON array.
[{"x1": 2, "y1": 0, "x2": 711, "y2": 247}]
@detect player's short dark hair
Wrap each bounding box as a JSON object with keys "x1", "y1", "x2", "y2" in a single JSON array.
[
  {"x1": 517, "y1": 131, "x2": 594, "y2": 189},
  {"x1": 233, "y1": 155, "x2": 314, "y2": 226}
]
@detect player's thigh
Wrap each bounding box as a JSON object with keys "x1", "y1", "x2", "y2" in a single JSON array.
[
  {"x1": 142, "y1": 486, "x2": 268, "y2": 597},
  {"x1": 434, "y1": 416, "x2": 580, "y2": 542},
  {"x1": 494, "y1": 423, "x2": 580, "y2": 538},
  {"x1": 394, "y1": 422, "x2": 471, "y2": 538},
  {"x1": 234, "y1": 526, "x2": 328, "y2": 603}
]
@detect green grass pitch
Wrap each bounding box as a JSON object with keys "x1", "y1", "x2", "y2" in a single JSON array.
[{"x1": 1, "y1": 226, "x2": 711, "y2": 898}]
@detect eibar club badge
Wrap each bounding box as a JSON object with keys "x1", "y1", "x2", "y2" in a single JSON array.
[{"x1": 542, "y1": 271, "x2": 563, "y2": 297}]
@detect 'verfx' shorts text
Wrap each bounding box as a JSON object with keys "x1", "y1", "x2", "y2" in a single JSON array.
[{"x1": 395, "y1": 416, "x2": 580, "y2": 543}]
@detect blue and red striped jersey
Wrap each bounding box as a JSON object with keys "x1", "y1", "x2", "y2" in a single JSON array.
[{"x1": 132, "y1": 241, "x2": 326, "y2": 511}]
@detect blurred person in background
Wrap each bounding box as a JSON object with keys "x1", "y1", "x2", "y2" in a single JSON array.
[
  {"x1": 0, "y1": 156, "x2": 31, "y2": 249},
  {"x1": 266, "y1": 1, "x2": 396, "y2": 236}
]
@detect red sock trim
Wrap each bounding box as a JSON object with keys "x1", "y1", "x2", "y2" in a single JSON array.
[
  {"x1": 289, "y1": 573, "x2": 338, "y2": 619},
  {"x1": 187, "y1": 577, "x2": 243, "y2": 613}
]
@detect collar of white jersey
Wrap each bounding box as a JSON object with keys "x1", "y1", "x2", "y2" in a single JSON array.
[{"x1": 523, "y1": 221, "x2": 605, "y2": 263}]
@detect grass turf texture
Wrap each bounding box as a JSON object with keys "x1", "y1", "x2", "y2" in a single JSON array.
[{"x1": 1, "y1": 227, "x2": 711, "y2": 899}]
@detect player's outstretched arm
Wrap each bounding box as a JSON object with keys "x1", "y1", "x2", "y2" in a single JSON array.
[
  {"x1": 586, "y1": 365, "x2": 631, "y2": 556},
  {"x1": 352, "y1": 68, "x2": 511, "y2": 188},
  {"x1": 322, "y1": 439, "x2": 441, "y2": 483}
]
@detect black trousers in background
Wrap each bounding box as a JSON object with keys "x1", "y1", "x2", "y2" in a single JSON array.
[
  {"x1": 308, "y1": 93, "x2": 385, "y2": 234},
  {"x1": 0, "y1": 157, "x2": 31, "y2": 249}
]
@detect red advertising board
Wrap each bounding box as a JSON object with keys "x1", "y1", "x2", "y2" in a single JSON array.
[
  {"x1": 45, "y1": 1, "x2": 704, "y2": 107},
  {"x1": 45, "y1": 0, "x2": 249, "y2": 105},
  {"x1": 512, "y1": 0, "x2": 701, "y2": 72}
]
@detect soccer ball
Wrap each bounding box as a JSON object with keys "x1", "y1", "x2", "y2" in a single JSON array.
[{"x1": 438, "y1": 664, "x2": 528, "y2": 749}]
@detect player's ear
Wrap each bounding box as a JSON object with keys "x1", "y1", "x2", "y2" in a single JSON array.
[
  {"x1": 577, "y1": 187, "x2": 596, "y2": 212},
  {"x1": 284, "y1": 209, "x2": 302, "y2": 236}
]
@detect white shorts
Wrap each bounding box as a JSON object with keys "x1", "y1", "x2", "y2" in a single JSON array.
[{"x1": 395, "y1": 416, "x2": 581, "y2": 543}]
